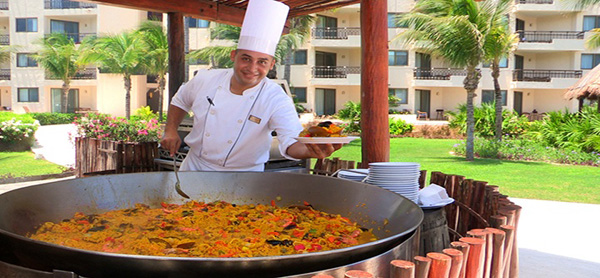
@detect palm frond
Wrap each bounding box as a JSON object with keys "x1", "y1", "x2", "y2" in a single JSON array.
[{"x1": 585, "y1": 29, "x2": 600, "y2": 50}]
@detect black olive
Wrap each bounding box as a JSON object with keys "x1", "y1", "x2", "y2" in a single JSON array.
[
  {"x1": 182, "y1": 210, "x2": 194, "y2": 217},
  {"x1": 87, "y1": 226, "x2": 106, "y2": 232},
  {"x1": 266, "y1": 240, "x2": 282, "y2": 246},
  {"x1": 359, "y1": 227, "x2": 369, "y2": 232},
  {"x1": 317, "y1": 121, "x2": 333, "y2": 128},
  {"x1": 282, "y1": 239, "x2": 293, "y2": 247},
  {"x1": 283, "y1": 224, "x2": 297, "y2": 230},
  {"x1": 119, "y1": 223, "x2": 134, "y2": 229}
]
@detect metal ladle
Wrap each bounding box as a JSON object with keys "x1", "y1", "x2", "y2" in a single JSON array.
[{"x1": 173, "y1": 157, "x2": 190, "y2": 199}]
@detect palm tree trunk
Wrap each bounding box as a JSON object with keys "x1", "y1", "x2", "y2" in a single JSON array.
[
  {"x1": 158, "y1": 75, "x2": 166, "y2": 121},
  {"x1": 463, "y1": 66, "x2": 481, "y2": 161},
  {"x1": 124, "y1": 75, "x2": 132, "y2": 119},
  {"x1": 61, "y1": 82, "x2": 70, "y2": 113},
  {"x1": 492, "y1": 62, "x2": 502, "y2": 141}
]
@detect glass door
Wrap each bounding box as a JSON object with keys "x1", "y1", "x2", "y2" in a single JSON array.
[
  {"x1": 513, "y1": 91, "x2": 523, "y2": 115},
  {"x1": 415, "y1": 89, "x2": 431, "y2": 116},
  {"x1": 51, "y1": 88, "x2": 79, "y2": 113},
  {"x1": 315, "y1": 88, "x2": 336, "y2": 116}
]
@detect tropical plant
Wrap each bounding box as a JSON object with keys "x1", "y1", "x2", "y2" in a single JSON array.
[
  {"x1": 562, "y1": 0, "x2": 600, "y2": 49},
  {"x1": 481, "y1": 0, "x2": 519, "y2": 141},
  {"x1": 278, "y1": 15, "x2": 315, "y2": 83},
  {"x1": 188, "y1": 23, "x2": 238, "y2": 68},
  {"x1": 34, "y1": 33, "x2": 87, "y2": 113},
  {"x1": 0, "y1": 113, "x2": 39, "y2": 151},
  {"x1": 525, "y1": 104, "x2": 600, "y2": 153},
  {"x1": 74, "y1": 112, "x2": 161, "y2": 143},
  {"x1": 389, "y1": 118, "x2": 414, "y2": 135},
  {"x1": 397, "y1": 0, "x2": 512, "y2": 161},
  {"x1": 136, "y1": 21, "x2": 169, "y2": 120},
  {"x1": 335, "y1": 101, "x2": 362, "y2": 133},
  {"x1": 81, "y1": 31, "x2": 146, "y2": 119},
  {"x1": 446, "y1": 102, "x2": 530, "y2": 138}
]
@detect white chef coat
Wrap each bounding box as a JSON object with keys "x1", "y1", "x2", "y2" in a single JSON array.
[{"x1": 171, "y1": 69, "x2": 302, "y2": 171}]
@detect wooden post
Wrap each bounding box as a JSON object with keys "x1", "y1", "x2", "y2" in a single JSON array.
[
  {"x1": 489, "y1": 215, "x2": 507, "y2": 229},
  {"x1": 507, "y1": 205, "x2": 521, "y2": 278},
  {"x1": 168, "y1": 12, "x2": 185, "y2": 102},
  {"x1": 443, "y1": 248, "x2": 464, "y2": 278},
  {"x1": 345, "y1": 270, "x2": 373, "y2": 278},
  {"x1": 484, "y1": 228, "x2": 506, "y2": 278},
  {"x1": 500, "y1": 225, "x2": 515, "y2": 278},
  {"x1": 360, "y1": 0, "x2": 390, "y2": 164},
  {"x1": 414, "y1": 255, "x2": 432, "y2": 278},
  {"x1": 391, "y1": 260, "x2": 416, "y2": 278},
  {"x1": 450, "y1": 241, "x2": 470, "y2": 278},
  {"x1": 427, "y1": 252, "x2": 452, "y2": 278},
  {"x1": 467, "y1": 230, "x2": 492, "y2": 278},
  {"x1": 459, "y1": 237, "x2": 485, "y2": 278}
]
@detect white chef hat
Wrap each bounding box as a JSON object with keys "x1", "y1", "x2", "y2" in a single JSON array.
[{"x1": 238, "y1": 0, "x2": 289, "y2": 57}]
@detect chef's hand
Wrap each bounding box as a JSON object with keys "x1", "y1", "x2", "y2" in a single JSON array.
[{"x1": 160, "y1": 131, "x2": 181, "y2": 157}]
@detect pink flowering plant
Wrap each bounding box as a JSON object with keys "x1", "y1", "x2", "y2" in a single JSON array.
[{"x1": 74, "y1": 112, "x2": 161, "y2": 143}]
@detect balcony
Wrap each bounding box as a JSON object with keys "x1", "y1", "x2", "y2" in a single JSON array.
[
  {"x1": 518, "y1": 31, "x2": 584, "y2": 43},
  {"x1": 0, "y1": 34, "x2": 8, "y2": 45},
  {"x1": 46, "y1": 68, "x2": 97, "y2": 80},
  {"x1": 0, "y1": 69, "x2": 9, "y2": 80},
  {"x1": 312, "y1": 66, "x2": 360, "y2": 78},
  {"x1": 45, "y1": 0, "x2": 97, "y2": 9},
  {"x1": 45, "y1": 33, "x2": 97, "y2": 44},
  {"x1": 312, "y1": 27, "x2": 360, "y2": 40},
  {"x1": 413, "y1": 68, "x2": 481, "y2": 88},
  {"x1": 312, "y1": 27, "x2": 361, "y2": 47},
  {"x1": 512, "y1": 69, "x2": 582, "y2": 82},
  {"x1": 0, "y1": 1, "x2": 7, "y2": 10}
]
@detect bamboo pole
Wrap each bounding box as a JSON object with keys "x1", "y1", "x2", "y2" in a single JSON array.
[
  {"x1": 450, "y1": 241, "x2": 470, "y2": 278},
  {"x1": 467, "y1": 230, "x2": 492, "y2": 278},
  {"x1": 427, "y1": 252, "x2": 452, "y2": 278},
  {"x1": 484, "y1": 228, "x2": 506, "y2": 278},
  {"x1": 414, "y1": 255, "x2": 432, "y2": 278},
  {"x1": 391, "y1": 260, "x2": 416, "y2": 278},
  {"x1": 443, "y1": 248, "x2": 464, "y2": 278},
  {"x1": 489, "y1": 215, "x2": 507, "y2": 229},
  {"x1": 312, "y1": 275, "x2": 335, "y2": 278},
  {"x1": 507, "y1": 205, "x2": 521, "y2": 278},
  {"x1": 499, "y1": 225, "x2": 515, "y2": 278},
  {"x1": 459, "y1": 237, "x2": 485, "y2": 278}
]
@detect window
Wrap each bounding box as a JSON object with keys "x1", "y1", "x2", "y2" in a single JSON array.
[
  {"x1": 389, "y1": 88, "x2": 408, "y2": 105},
  {"x1": 482, "y1": 90, "x2": 507, "y2": 106},
  {"x1": 292, "y1": 87, "x2": 307, "y2": 103},
  {"x1": 292, "y1": 50, "x2": 307, "y2": 65},
  {"x1": 389, "y1": 51, "x2": 408, "y2": 66},
  {"x1": 583, "y1": 16, "x2": 600, "y2": 32},
  {"x1": 582, "y1": 54, "x2": 600, "y2": 69},
  {"x1": 482, "y1": 57, "x2": 508, "y2": 68},
  {"x1": 18, "y1": 88, "x2": 39, "y2": 102},
  {"x1": 17, "y1": 53, "x2": 38, "y2": 67},
  {"x1": 16, "y1": 18, "x2": 38, "y2": 32},
  {"x1": 50, "y1": 20, "x2": 80, "y2": 42},
  {"x1": 188, "y1": 18, "x2": 210, "y2": 28},
  {"x1": 387, "y1": 13, "x2": 407, "y2": 28}
]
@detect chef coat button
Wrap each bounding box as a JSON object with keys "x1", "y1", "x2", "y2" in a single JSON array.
[
  {"x1": 227, "y1": 140, "x2": 232, "y2": 144},
  {"x1": 210, "y1": 110, "x2": 215, "y2": 115},
  {"x1": 238, "y1": 119, "x2": 243, "y2": 123},
  {"x1": 205, "y1": 133, "x2": 210, "y2": 137}
]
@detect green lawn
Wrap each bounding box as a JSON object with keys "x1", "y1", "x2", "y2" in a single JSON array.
[
  {"x1": 329, "y1": 138, "x2": 600, "y2": 204},
  {"x1": 0, "y1": 152, "x2": 67, "y2": 179}
]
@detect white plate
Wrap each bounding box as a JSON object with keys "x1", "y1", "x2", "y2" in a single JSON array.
[
  {"x1": 419, "y1": 198, "x2": 455, "y2": 210},
  {"x1": 295, "y1": 136, "x2": 359, "y2": 144}
]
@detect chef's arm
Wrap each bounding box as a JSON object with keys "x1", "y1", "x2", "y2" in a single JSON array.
[
  {"x1": 286, "y1": 142, "x2": 343, "y2": 159},
  {"x1": 160, "y1": 105, "x2": 188, "y2": 157}
]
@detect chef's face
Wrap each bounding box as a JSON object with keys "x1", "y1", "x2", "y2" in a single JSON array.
[{"x1": 230, "y1": 49, "x2": 276, "y2": 89}]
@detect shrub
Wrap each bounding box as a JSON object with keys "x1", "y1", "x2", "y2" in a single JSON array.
[
  {"x1": 0, "y1": 118, "x2": 39, "y2": 151},
  {"x1": 452, "y1": 137, "x2": 600, "y2": 166},
  {"x1": 335, "y1": 101, "x2": 361, "y2": 133},
  {"x1": 389, "y1": 118, "x2": 413, "y2": 135},
  {"x1": 0, "y1": 112, "x2": 36, "y2": 124},
  {"x1": 446, "y1": 102, "x2": 529, "y2": 138},
  {"x1": 29, "y1": 112, "x2": 77, "y2": 125},
  {"x1": 130, "y1": 106, "x2": 159, "y2": 122},
  {"x1": 74, "y1": 112, "x2": 161, "y2": 143},
  {"x1": 524, "y1": 105, "x2": 600, "y2": 153}
]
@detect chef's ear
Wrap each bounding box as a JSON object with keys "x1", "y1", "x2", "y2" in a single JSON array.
[
  {"x1": 269, "y1": 57, "x2": 276, "y2": 69},
  {"x1": 230, "y1": 50, "x2": 237, "y2": 61}
]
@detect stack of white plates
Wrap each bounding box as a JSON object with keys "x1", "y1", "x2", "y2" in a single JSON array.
[
  {"x1": 338, "y1": 169, "x2": 369, "y2": 182},
  {"x1": 366, "y1": 162, "x2": 421, "y2": 203}
]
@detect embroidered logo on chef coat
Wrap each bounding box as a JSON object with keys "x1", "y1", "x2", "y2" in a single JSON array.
[{"x1": 248, "y1": 115, "x2": 261, "y2": 124}]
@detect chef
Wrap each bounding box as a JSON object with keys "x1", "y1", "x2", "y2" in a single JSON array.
[{"x1": 160, "y1": 0, "x2": 342, "y2": 171}]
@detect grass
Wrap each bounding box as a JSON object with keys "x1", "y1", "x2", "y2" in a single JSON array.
[
  {"x1": 329, "y1": 138, "x2": 600, "y2": 204},
  {"x1": 0, "y1": 152, "x2": 68, "y2": 179}
]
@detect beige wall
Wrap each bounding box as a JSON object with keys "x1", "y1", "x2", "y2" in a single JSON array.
[
  {"x1": 96, "y1": 74, "x2": 148, "y2": 117},
  {"x1": 97, "y1": 5, "x2": 145, "y2": 34}
]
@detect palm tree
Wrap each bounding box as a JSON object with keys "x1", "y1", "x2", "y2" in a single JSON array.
[
  {"x1": 188, "y1": 23, "x2": 238, "y2": 68},
  {"x1": 136, "y1": 21, "x2": 169, "y2": 120},
  {"x1": 278, "y1": 15, "x2": 315, "y2": 84},
  {"x1": 482, "y1": 0, "x2": 518, "y2": 141},
  {"x1": 82, "y1": 31, "x2": 146, "y2": 119},
  {"x1": 34, "y1": 33, "x2": 86, "y2": 113},
  {"x1": 397, "y1": 0, "x2": 509, "y2": 160}
]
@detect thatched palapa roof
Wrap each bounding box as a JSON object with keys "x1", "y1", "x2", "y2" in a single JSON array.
[{"x1": 565, "y1": 64, "x2": 600, "y2": 101}]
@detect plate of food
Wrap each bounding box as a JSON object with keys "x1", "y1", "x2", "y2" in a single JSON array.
[{"x1": 295, "y1": 121, "x2": 358, "y2": 144}]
